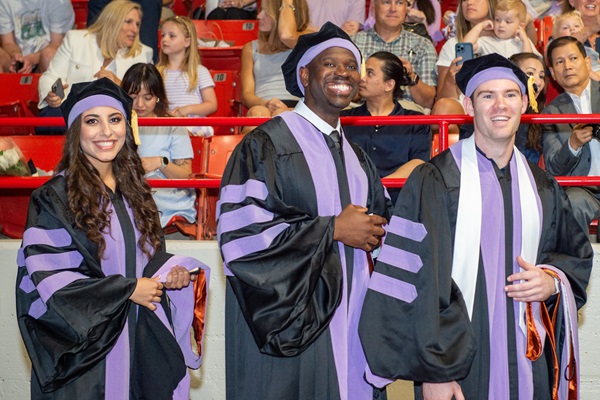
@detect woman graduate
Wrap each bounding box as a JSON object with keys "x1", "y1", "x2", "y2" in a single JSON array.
[{"x1": 15, "y1": 78, "x2": 210, "y2": 399}]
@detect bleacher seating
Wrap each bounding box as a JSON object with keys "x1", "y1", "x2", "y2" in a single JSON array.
[
  {"x1": 0, "y1": 74, "x2": 40, "y2": 136},
  {"x1": 210, "y1": 69, "x2": 240, "y2": 134},
  {"x1": 71, "y1": 0, "x2": 89, "y2": 29},
  {"x1": 195, "y1": 20, "x2": 258, "y2": 71}
]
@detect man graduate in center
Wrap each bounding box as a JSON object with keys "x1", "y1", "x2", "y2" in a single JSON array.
[
  {"x1": 217, "y1": 22, "x2": 393, "y2": 400},
  {"x1": 359, "y1": 53, "x2": 593, "y2": 400}
]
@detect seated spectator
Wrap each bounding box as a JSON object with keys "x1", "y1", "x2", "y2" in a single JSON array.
[
  {"x1": 240, "y1": 0, "x2": 313, "y2": 128},
  {"x1": 342, "y1": 51, "x2": 431, "y2": 203},
  {"x1": 37, "y1": 0, "x2": 153, "y2": 134},
  {"x1": 206, "y1": 0, "x2": 258, "y2": 19},
  {"x1": 306, "y1": 0, "x2": 366, "y2": 35},
  {"x1": 0, "y1": 0, "x2": 74, "y2": 73},
  {"x1": 562, "y1": 0, "x2": 600, "y2": 74},
  {"x1": 157, "y1": 16, "x2": 217, "y2": 137},
  {"x1": 542, "y1": 36, "x2": 600, "y2": 234},
  {"x1": 352, "y1": 0, "x2": 438, "y2": 111},
  {"x1": 462, "y1": 0, "x2": 541, "y2": 58},
  {"x1": 122, "y1": 63, "x2": 196, "y2": 238}
]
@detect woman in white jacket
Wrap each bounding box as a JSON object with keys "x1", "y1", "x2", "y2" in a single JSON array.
[{"x1": 38, "y1": 0, "x2": 152, "y2": 133}]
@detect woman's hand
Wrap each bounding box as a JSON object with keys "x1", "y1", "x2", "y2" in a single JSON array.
[
  {"x1": 164, "y1": 265, "x2": 195, "y2": 290},
  {"x1": 130, "y1": 277, "x2": 163, "y2": 311},
  {"x1": 171, "y1": 106, "x2": 188, "y2": 117},
  {"x1": 44, "y1": 83, "x2": 68, "y2": 108},
  {"x1": 140, "y1": 156, "x2": 163, "y2": 173},
  {"x1": 94, "y1": 67, "x2": 119, "y2": 84}
]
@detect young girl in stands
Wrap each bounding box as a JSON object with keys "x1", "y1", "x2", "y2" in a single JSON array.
[
  {"x1": 157, "y1": 16, "x2": 218, "y2": 137},
  {"x1": 121, "y1": 63, "x2": 197, "y2": 238}
]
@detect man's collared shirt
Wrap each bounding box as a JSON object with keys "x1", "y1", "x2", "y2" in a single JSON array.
[
  {"x1": 294, "y1": 99, "x2": 342, "y2": 136},
  {"x1": 566, "y1": 79, "x2": 600, "y2": 175}
]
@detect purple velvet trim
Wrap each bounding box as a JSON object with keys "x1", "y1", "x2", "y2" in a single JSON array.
[
  {"x1": 106, "y1": 324, "x2": 130, "y2": 400},
  {"x1": 217, "y1": 179, "x2": 269, "y2": 220},
  {"x1": 26, "y1": 251, "x2": 83, "y2": 275},
  {"x1": 365, "y1": 364, "x2": 393, "y2": 389},
  {"x1": 387, "y1": 215, "x2": 427, "y2": 242},
  {"x1": 67, "y1": 95, "x2": 127, "y2": 127},
  {"x1": 295, "y1": 38, "x2": 362, "y2": 95},
  {"x1": 368, "y1": 272, "x2": 418, "y2": 303},
  {"x1": 28, "y1": 298, "x2": 47, "y2": 319},
  {"x1": 279, "y1": 112, "x2": 372, "y2": 398},
  {"x1": 217, "y1": 204, "x2": 274, "y2": 240},
  {"x1": 23, "y1": 227, "x2": 72, "y2": 248},
  {"x1": 221, "y1": 223, "x2": 290, "y2": 266},
  {"x1": 17, "y1": 248, "x2": 24, "y2": 267},
  {"x1": 36, "y1": 271, "x2": 88, "y2": 303},
  {"x1": 19, "y1": 274, "x2": 35, "y2": 294},
  {"x1": 464, "y1": 67, "x2": 526, "y2": 97},
  {"x1": 377, "y1": 246, "x2": 423, "y2": 273}
]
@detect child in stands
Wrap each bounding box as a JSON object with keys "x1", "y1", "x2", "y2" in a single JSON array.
[
  {"x1": 157, "y1": 16, "x2": 217, "y2": 137},
  {"x1": 463, "y1": 0, "x2": 540, "y2": 57},
  {"x1": 122, "y1": 63, "x2": 196, "y2": 238}
]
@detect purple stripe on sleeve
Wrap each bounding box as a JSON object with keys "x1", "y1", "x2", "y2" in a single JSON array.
[
  {"x1": 368, "y1": 272, "x2": 417, "y2": 303},
  {"x1": 217, "y1": 204, "x2": 274, "y2": 239},
  {"x1": 19, "y1": 274, "x2": 36, "y2": 294},
  {"x1": 216, "y1": 179, "x2": 269, "y2": 219},
  {"x1": 376, "y1": 246, "x2": 423, "y2": 273},
  {"x1": 23, "y1": 227, "x2": 72, "y2": 248},
  {"x1": 221, "y1": 223, "x2": 289, "y2": 265},
  {"x1": 26, "y1": 251, "x2": 83, "y2": 275},
  {"x1": 28, "y1": 298, "x2": 47, "y2": 319},
  {"x1": 387, "y1": 215, "x2": 427, "y2": 242},
  {"x1": 17, "y1": 248, "x2": 25, "y2": 266},
  {"x1": 36, "y1": 271, "x2": 88, "y2": 303}
]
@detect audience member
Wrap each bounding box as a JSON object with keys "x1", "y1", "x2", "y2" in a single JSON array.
[
  {"x1": 240, "y1": 0, "x2": 313, "y2": 125},
  {"x1": 205, "y1": 0, "x2": 258, "y2": 19},
  {"x1": 162, "y1": 0, "x2": 177, "y2": 20},
  {"x1": 306, "y1": 0, "x2": 366, "y2": 35},
  {"x1": 562, "y1": 0, "x2": 600, "y2": 73},
  {"x1": 462, "y1": 0, "x2": 540, "y2": 57},
  {"x1": 342, "y1": 51, "x2": 431, "y2": 202},
  {"x1": 542, "y1": 36, "x2": 600, "y2": 234},
  {"x1": 218, "y1": 22, "x2": 391, "y2": 400},
  {"x1": 352, "y1": 0, "x2": 438, "y2": 111},
  {"x1": 0, "y1": 0, "x2": 74, "y2": 73},
  {"x1": 360, "y1": 53, "x2": 592, "y2": 400},
  {"x1": 16, "y1": 77, "x2": 209, "y2": 399},
  {"x1": 37, "y1": 0, "x2": 153, "y2": 134},
  {"x1": 122, "y1": 63, "x2": 196, "y2": 237},
  {"x1": 87, "y1": 0, "x2": 162, "y2": 61},
  {"x1": 157, "y1": 16, "x2": 217, "y2": 137}
]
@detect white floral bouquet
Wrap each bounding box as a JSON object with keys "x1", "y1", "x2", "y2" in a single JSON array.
[{"x1": 0, "y1": 137, "x2": 30, "y2": 176}]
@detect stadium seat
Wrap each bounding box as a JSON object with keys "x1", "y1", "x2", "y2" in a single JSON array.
[
  {"x1": 71, "y1": 0, "x2": 89, "y2": 29},
  {"x1": 0, "y1": 74, "x2": 41, "y2": 135},
  {"x1": 193, "y1": 19, "x2": 258, "y2": 46},
  {"x1": 210, "y1": 69, "x2": 240, "y2": 134}
]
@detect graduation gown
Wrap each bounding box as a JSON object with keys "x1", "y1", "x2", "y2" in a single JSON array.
[
  {"x1": 359, "y1": 145, "x2": 593, "y2": 399},
  {"x1": 217, "y1": 112, "x2": 392, "y2": 400},
  {"x1": 16, "y1": 175, "x2": 210, "y2": 400}
]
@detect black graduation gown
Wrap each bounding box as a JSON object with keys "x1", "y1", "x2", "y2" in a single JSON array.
[
  {"x1": 359, "y1": 149, "x2": 593, "y2": 399},
  {"x1": 15, "y1": 175, "x2": 191, "y2": 399},
  {"x1": 218, "y1": 117, "x2": 392, "y2": 400}
]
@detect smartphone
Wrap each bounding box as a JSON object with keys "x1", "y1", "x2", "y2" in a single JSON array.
[
  {"x1": 15, "y1": 61, "x2": 24, "y2": 71},
  {"x1": 596, "y1": 37, "x2": 600, "y2": 53},
  {"x1": 51, "y1": 77, "x2": 65, "y2": 99},
  {"x1": 455, "y1": 42, "x2": 474, "y2": 66}
]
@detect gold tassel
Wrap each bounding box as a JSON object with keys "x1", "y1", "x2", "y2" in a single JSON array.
[
  {"x1": 131, "y1": 110, "x2": 141, "y2": 145},
  {"x1": 527, "y1": 76, "x2": 538, "y2": 113}
]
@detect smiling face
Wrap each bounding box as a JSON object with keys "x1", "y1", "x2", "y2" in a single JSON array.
[
  {"x1": 517, "y1": 57, "x2": 546, "y2": 98},
  {"x1": 463, "y1": 79, "x2": 527, "y2": 150},
  {"x1": 79, "y1": 106, "x2": 127, "y2": 173},
  {"x1": 493, "y1": 9, "x2": 522, "y2": 39},
  {"x1": 300, "y1": 46, "x2": 360, "y2": 124},
  {"x1": 569, "y1": 0, "x2": 599, "y2": 21},
  {"x1": 118, "y1": 8, "x2": 141, "y2": 48},
  {"x1": 549, "y1": 42, "x2": 591, "y2": 95},
  {"x1": 160, "y1": 21, "x2": 191, "y2": 56}
]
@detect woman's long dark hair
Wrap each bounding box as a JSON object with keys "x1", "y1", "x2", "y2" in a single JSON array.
[
  {"x1": 509, "y1": 53, "x2": 547, "y2": 153},
  {"x1": 122, "y1": 63, "x2": 170, "y2": 117},
  {"x1": 56, "y1": 117, "x2": 162, "y2": 259}
]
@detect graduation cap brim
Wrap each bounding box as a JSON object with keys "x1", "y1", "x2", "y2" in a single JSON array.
[
  {"x1": 456, "y1": 53, "x2": 529, "y2": 97},
  {"x1": 282, "y1": 22, "x2": 362, "y2": 98},
  {"x1": 61, "y1": 77, "x2": 133, "y2": 128}
]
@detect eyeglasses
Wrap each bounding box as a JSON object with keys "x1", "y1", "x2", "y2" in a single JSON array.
[{"x1": 379, "y1": 0, "x2": 410, "y2": 6}]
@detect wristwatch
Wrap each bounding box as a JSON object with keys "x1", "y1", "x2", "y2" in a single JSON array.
[
  {"x1": 160, "y1": 156, "x2": 169, "y2": 170},
  {"x1": 408, "y1": 72, "x2": 420, "y2": 87}
]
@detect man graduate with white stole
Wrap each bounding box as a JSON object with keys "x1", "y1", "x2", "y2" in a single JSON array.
[{"x1": 359, "y1": 53, "x2": 593, "y2": 400}]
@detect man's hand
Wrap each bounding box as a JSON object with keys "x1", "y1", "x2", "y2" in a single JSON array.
[
  {"x1": 164, "y1": 265, "x2": 195, "y2": 289},
  {"x1": 333, "y1": 204, "x2": 386, "y2": 251},
  {"x1": 422, "y1": 381, "x2": 465, "y2": 400},
  {"x1": 505, "y1": 256, "x2": 556, "y2": 302},
  {"x1": 570, "y1": 124, "x2": 594, "y2": 151}
]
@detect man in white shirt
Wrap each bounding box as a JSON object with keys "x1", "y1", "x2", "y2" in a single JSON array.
[{"x1": 542, "y1": 35, "x2": 600, "y2": 235}]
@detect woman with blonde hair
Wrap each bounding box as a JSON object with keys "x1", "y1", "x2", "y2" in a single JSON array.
[
  {"x1": 240, "y1": 0, "x2": 314, "y2": 127},
  {"x1": 37, "y1": 0, "x2": 153, "y2": 133}
]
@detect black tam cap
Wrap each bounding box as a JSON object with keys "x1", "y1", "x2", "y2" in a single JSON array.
[
  {"x1": 282, "y1": 21, "x2": 362, "y2": 98},
  {"x1": 456, "y1": 53, "x2": 529, "y2": 97}
]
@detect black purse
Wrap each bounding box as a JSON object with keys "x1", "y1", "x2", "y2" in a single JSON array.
[{"x1": 403, "y1": 22, "x2": 433, "y2": 43}]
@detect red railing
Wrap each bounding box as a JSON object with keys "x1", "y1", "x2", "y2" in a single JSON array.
[{"x1": 1, "y1": 114, "x2": 600, "y2": 190}]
